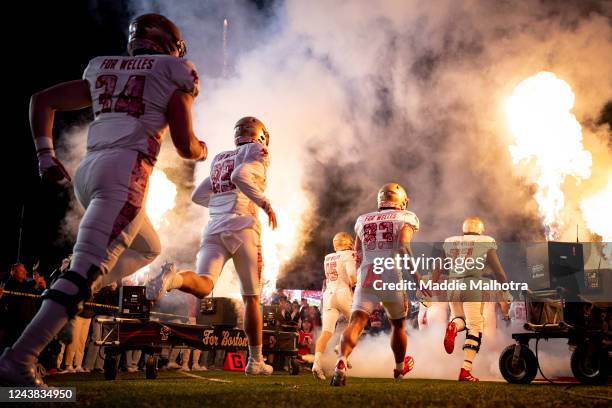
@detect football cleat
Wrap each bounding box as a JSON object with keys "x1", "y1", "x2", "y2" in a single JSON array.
[
  {"x1": 245, "y1": 358, "x2": 273, "y2": 376},
  {"x1": 333, "y1": 345, "x2": 352, "y2": 369},
  {"x1": 393, "y1": 356, "x2": 415, "y2": 379},
  {"x1": 444, "y1": 321, "x2": 458, "y2": 354},
  {"x1": 459, "y1": 368, "x2": 479, "y2": 382},
  {"x1": 330, "y1": 360, "x2": 347, "y2": 386},
  {"x1": 312, "y1": 364, "x2": 326, "y2": 381},
  {"x1": 0, "y1": 348, "x2": 46, "y2": 388},
  {"x1": 146, "y1": 262, "x2": 177, "y2": 301}
]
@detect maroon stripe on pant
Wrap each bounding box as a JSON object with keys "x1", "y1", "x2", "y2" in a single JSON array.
[
  {"x1": 257, "y1": 241, "x2": 263, "y2": 282},
  {"x1": 107, "y1": 152, "x2": 152, "y2": 245}
]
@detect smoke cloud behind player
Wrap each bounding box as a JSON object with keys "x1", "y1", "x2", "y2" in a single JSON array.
[{"x1": 58, "y1": 1, "x2": 612, "y2": 290}]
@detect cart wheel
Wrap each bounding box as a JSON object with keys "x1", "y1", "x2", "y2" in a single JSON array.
[
  {"x1": 145, "y1": 356, "x2": 158, "y2": 380},
  {"x1": 103, "y1": 355, "x2": 119, "y2": 380},
  {"x1": 499, "y1": 344, "x2": 537, "y2": 384},
  {"x1": 571, "y1": 346, "x2": 608, "y2": 385},
  {"x1": 289, "y1": 358, "x2": 300, "y2": 375}
]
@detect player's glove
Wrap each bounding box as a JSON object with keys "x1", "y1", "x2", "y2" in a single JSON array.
[
  {"x1": 38, "y1": 153, "x2": 71, "y2": 183},
  {"x1": 262, "y1": 201, "x2": 278, "y2": 230},
  {"x1": 35, "y1": 137, "x2": 71, "y2": 183},
  {"x1": 196, "y1": 140, "x2": 208, "y2": 161}
]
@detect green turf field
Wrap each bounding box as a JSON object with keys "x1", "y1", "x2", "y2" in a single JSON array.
[{"x1": 44, "y1": 370, "x2": 612, "y2": 408}]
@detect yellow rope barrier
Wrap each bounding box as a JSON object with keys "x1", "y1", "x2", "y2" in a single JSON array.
[{"x1": 1, "y1": 290, "x2": 189, "y2": 318}]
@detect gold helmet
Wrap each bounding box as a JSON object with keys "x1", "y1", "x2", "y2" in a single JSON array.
[
  {"x1": 127, "y1": 13, "x2": 186, "y2": 57},
  {"x1": 377, "y1": 182, "x2": 409, "y2": 210},
  {"x1": 462, "y1": 216, "x2": 485, "y2": 235},
  {"x1": 234, "y1": 116, "x2": 269, "y2": 147},
  {"x1": 332, "y1": 232, "x2": 353, "y2": 251}
]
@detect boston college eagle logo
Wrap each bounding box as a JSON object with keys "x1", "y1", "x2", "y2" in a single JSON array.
[{"x1": 160, "y1": 326, "x2": 171, "y2": 341}]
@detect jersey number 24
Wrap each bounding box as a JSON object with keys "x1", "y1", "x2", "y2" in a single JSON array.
[{"x1": 95, "y1": 75, "x2": 146, "y2": 118}]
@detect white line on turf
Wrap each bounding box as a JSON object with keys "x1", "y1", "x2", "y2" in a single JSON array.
[{"x1": 179, "y1": 371, "x2": 233, "y2": 383}]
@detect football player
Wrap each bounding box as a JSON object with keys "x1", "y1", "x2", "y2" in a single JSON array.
[
  {"x1": 435, "y1": 216, "x2": 510, "y2": 381},
  {"x1": 0, "y1": 14, "x2": 207, "y2": 387},
  {"x1": 312, "y1": 232, "x2": 357, "y2": 381},
  {"x1": 146, "y1": 116, "x2": 277, "y2": 376},
  {"x1": 331, "y1": 183, "x2": 429, "y2": 386}
]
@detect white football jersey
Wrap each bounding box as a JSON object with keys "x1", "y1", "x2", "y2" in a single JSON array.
[
  {"x1": 443, "y1": 234, "x2": 497, "y2": 279},
  {"x1": 191, "y1": 142, "x2": 270, "y2": 235},
  {"x1": 354, "y1": 209, "x2": 419, "y2": 285},
  {"x1": 324, "y1": 250, "x2": 357, "y2": 292},
  {"x1": 82, "y1": 55, "x2": 200, "y2": 161}
]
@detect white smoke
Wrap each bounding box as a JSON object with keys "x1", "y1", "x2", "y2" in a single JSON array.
[
  {"x1": 122, "y1": 0, "x2": 612, "y2": 288},
  {"x1": 49, "y1": 0, "x2": 611, "y2": 379},
  {"x1": 317, "y1": 313, "x2": 571, "y2": 381}
]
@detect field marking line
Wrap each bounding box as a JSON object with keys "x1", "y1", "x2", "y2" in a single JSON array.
[{"x1": 179, "y1": 370, "x2": 233, "y2": 383}]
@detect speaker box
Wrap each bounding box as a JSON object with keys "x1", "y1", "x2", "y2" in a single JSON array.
[
  {"x1": 119, "y1": 286, "x2": 150, "y2": 318},
  {"x1": 197, "y1": 297, "x2": 239, "y2": 327},
  {"x1": 526, "y1": 242, "x2": 584, "y2": 294}
]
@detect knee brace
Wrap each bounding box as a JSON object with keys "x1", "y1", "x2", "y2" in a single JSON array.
[
  {"x1": 463, "y1": 332, "x2": 482, "y2": 353},
  {"x1": 42, "y1": 266, "x2": 102, "y2": 317}
]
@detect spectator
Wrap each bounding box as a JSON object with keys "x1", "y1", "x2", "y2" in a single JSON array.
[
  {"x1": 308, "y1": 305, "x2": 322, "y2": 328},
  {"x1": 285, "y1": 301, "x2": 301, "y2": 328},
  {"x1": 298, "y1": 320, "x2": 315, "y2": 358},
  {"x1": 63, "y1": 311, "x2": 92, "y2": 373},
  {"x1": 0, "y1": 264, "x2": 44, "y2": 350},
  {"x1": 84, "y1": 281, "x2": 119, "y2": 372},
  {"x1": 299, "y1": 298, "x2": 310, "y2": 322},
  {"x1": 277, "y1": 295, "x2": 291, "y2": 326}
]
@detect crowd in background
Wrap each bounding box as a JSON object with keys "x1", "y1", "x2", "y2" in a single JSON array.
[
  {"x1": 1, "y1": 259, "x2": 516, "y2": 375},
  {"x1": 0, "y1": 259, "x2": 403, "y2": 374}
]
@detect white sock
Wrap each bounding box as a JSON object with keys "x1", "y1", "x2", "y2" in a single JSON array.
[
  {"x1": 395, "y1": 361, "x2": 404, "y2": 371},
  {"x1": 11, "y1": 299, "x2": 71, "y2": 365},
  {"x1": 452, "y1": 317, "x2": 466, "y2": 331},
  {"x1": 249, "y1": 345, "x2": 263, "y2": 362},
  {"x1": 463, "y1": 348, "x2": 476, "y2": 370},
  {"x1": 314, "y1": 352, "x2": 322, "y2": 366},
  {"x1": 167, "y1": 273, "x2": 184, "y2": 291}
]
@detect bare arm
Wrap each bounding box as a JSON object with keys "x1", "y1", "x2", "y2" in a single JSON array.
[
  {"x1": 167, "y1": 90, "x2": 207, "y2": 160},
  {"x1": 30, "y1": 80, "x2": 92, "y2": 139},
  {"x1": 399, "y1": 225, "x2": 431, "y2": 296},
  {"x1": 346, "y1": 254, "x2": 358, "y2": 287},
  {"x1": 354, "y1": 235, "x2": 363, "y2": 271},
  {"x1": 486, "y1": 248, "x2": 508, "y2": 284},
  {"x1": 30, "y1": 80, "x2": 92, "y2": 181}
]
